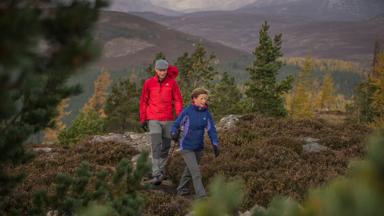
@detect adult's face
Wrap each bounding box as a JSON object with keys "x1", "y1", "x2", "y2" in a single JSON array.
[{"x1": 155, "y1": 68, "x2": 167, "y2": 80}]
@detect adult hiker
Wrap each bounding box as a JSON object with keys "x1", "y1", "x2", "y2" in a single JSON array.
[
  {"x1": 140, "y1": 59, "x2": 183, "y2": 185},
  {"x1": 171, "y1": 87, "x2": 220, "y2": 199}
]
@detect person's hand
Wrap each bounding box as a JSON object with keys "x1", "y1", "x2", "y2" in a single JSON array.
[
  {"x1": 171, "y1": 130, "x2": 180, "y2": 142},
  {"x1": 141, "y1": 121, "x2": 148, "y2": 132},
  {"x1": 213, "y1": 145, "x2": 220, "y2": 157}
]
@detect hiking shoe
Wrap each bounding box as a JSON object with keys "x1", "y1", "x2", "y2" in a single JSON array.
[
  {"x1": 149, "y1": 173, "x2": 166, "y2": 186},
  {"x1": 149, "y1": 176, "x2": 162, "y2": 185},
  {"x1": 177, "y1": 189, "x2": 191, "y2": 196}
]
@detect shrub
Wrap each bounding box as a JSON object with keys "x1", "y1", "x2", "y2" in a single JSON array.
[{"x1": 58, "y1": 109, "x2": 104, "y2": 146}]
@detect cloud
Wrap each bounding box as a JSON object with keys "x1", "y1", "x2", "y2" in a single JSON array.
[{"x1": 150, "y1": 0, "x2": 258, "y2": 11}]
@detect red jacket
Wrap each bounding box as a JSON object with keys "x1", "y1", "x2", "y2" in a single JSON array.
[{"x1": 140, "y1": 65, "x2": 183, "y2": 123}]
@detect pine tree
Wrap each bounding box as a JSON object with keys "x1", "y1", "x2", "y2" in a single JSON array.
[
  {"x1": 104, "y1": 77, "x2": 141, "y2": 132},
  {"x1": 245, "y1": 21, "x2": 293, "y2": 116},
  {"x1": 291, "y1": 56, "x2": 315, "y2": 118},
  {"x1": 83, "y1": 68, "x2": 112, "y2": 117},
  {"x1": 371, "y1": 52, "x2": 384, "y2": 127},
  {"x1": 0, "y1": 0, "x2": 108, "y2": 205},
  {"x1": 352, "y1": 78, "x2": 378, "y2": 123},
  {"x1": 318, "y1": 73, "x2": 336, "y2": 111},
  {"x1": 372, "y1": 39, "x2": 383, "y2": 78},
  {"x1": 175, "y1": 43, "x2": 218, "y2": 103},
  {"x1": 43, "y1": 98, "x2": 70, "y2": 144},
  {"x1": 31, "y1": 153, "x2": 150, "y2": 215},
  {"x1": 210, "y1": 72, "x2": 243, "y2": 119}
]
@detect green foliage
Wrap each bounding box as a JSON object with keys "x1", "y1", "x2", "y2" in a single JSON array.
[
  {"x1": 175, "y1": 43, "x2": 218, "y2": 103},
  {"x1": 193, "y1": 176, "x2": 244, "y2": 216},
  {"x1": 30, "y1": 152, "x2": 150, "y2": 216},
  {"x1": 351, "y1": 78, "x2": 378, "y2": 123},
  {"x1": 104, "y1": 77, "x2": 141, "y2": 132},
  {"x1": 245, "y1": 21, "x2": 293, "y2": 116},
  {"x1": 253, "y1": 130, "x2": 384, "y2": 216},
  {"x1": 210, "y1": 72, "x2": 244, "y2": 119},
  {"x1": 0, "y1": 0, "x2": 107, "y2": 206},
  {"x1": 318, "y1": 72, "x2": 336, "y2": 111},
  {"x1": 290, "y1": 57, "x2": 315, "y2": 118},
  {"x1": 58, "y1": 108, "x2": 105, "y2": 146}
]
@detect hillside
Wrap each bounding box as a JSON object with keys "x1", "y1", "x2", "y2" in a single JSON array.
[
  {"x1": 94, "y1": 11, "x2": 246, "y2": 70},
  {"x1": 6, "y1": 115, "x2": 372, "y2": 214},
  {"x1": 107, "y1": 0, "x2": 181, "y2": 16},
  {"x1": 138, "y1": 10, "x2": 384, "y2": 65},
  {"x1": 238, "y1": 0, "x2": 384, "y2": 21}
]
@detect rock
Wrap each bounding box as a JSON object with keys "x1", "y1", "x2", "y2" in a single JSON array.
[
  {"x1": 33, "y1": 147, "x2": 53, "y2": 153},
  {"x1": 303, "y1": 143, "x2": 328, "y2": 153},
  {"x1": 301, "y1": 137, "x2": 328, "y2": 153},
  {"x1": 90, "y1": 133, "x2": 131, "y2": 145},
  {"x1": 89, "y1": 132, "x2": 151, "y2": 152},
  {"x1": 124, "y1": 132, "x2": 151, "y2": 152},
  {"x1": 217, "y1": 114, "x2": 241, "y2": 131},
  {"x1": 302, "y1": 137, "x2": 320, "y2": 143}
]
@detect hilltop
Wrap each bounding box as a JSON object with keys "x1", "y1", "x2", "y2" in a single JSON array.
[{"x1": 5, "y1": 115, "x2": 372, "y2": 215}]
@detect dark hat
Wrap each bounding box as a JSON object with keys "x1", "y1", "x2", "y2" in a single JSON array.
[{"x1": 155, "y1": 59, "x2": 169, "y2": 70}]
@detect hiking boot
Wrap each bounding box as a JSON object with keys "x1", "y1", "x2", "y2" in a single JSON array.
[
  {"x1": 177, "y1": 189, "x2": 191, "y2": 196},
  {"x1": 149, "y1": 173, "x2": 165, "y2": 185},
  {"x1": 149, "y1": 176, "x2": 162, "y2": 185}
]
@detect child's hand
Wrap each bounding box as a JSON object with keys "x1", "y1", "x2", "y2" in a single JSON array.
[
  {"x1": 213, "y1": 145, "x2": 220, "y2": 157},
  {"x1": 171, "y1": 131, "x2": 179, "y2": 142}
]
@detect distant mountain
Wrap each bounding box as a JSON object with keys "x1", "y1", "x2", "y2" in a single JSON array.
[
  {"x1": 94, "y1": 11, "x2": 246, "y2": 70},
  {"x1": 238, "y1": 0, "x2": 384, "y2": 21},
  {"x1": 107, "y1": 0, "x2": 181, "y2": 16},
  {"x1": 148, "y1": 0, "x2": 258, "y2": 12},
  {"x1": 136, "y1": 10, "x2": 384, "y2": 64}
]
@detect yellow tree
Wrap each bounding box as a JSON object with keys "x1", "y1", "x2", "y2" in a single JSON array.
[
  {"x1": 83, "y1": 68, "x2": 112, "y2": 117},
  {"x1": 43, "y1": 98, "x2": 70, "y2": 143},
  {"x1": 371, "y1": 52, "x2": 384, "y2": 127},
  {"x1": 318, "y1": 72, "x2": 336, "y2": 111},
  {"x1": 291, "y1": 56, "x2": 315, "y2": 118}
]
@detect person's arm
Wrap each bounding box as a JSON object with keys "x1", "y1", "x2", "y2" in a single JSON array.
[
  {"x1": 172, "y1": 81, "x2": 183, "y2": 117},
  {"x1": 139, "y1": 81, "x2": 149, "y2": 123},
  {"x1": 207, "y1": 111, "x2": 219, "y2": 147},
  {"x1": 171, "y1": 108, "x2": 187, "y2": 135}
]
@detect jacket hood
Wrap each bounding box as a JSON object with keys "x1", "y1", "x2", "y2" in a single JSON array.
[{"x1": 166, "y1": 65, "x2": 179, "y2": 79}]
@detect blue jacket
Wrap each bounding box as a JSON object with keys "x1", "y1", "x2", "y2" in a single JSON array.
[{"x1": 171, "y1": 104, "x2": 219, "y2": 151}]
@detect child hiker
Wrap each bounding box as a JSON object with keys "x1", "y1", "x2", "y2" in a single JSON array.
[{"x1": 170, "y1": 87, "x2": 220, "y2": 199}]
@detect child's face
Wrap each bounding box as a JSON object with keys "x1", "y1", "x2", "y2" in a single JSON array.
[{"x1": 193, "y1": 94, "x2": 208, "y2": 107}]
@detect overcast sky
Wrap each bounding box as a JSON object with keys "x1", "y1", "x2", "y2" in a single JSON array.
[{"x1": 150, "y1": 0, "x2": 259, "y2": 11}]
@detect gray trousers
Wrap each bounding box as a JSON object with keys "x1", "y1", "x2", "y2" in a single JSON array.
[
  {"x1": 177, "y1": 150, "x2": 206, "y2": 198},
  {"x1": 148, "y1": 120, "x2": 173, "y2": 177}
]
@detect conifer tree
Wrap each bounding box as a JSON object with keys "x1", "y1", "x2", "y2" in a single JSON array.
[
  {"x1": 31, "y1": 153, "x2": 150, "y2": 215},
  {"x1": 372, "y1": 39, "x2": 383, "y2": 78},
  {"x1": 104, "y1": 77, "x2": 141, "y2": 132},
  {"x1": 210, "y1": 72, "x2": 243, "y2": 119},
  {"x1": 318, "y1": 73, "x2": 336, "y2": 111},
  {"x1": 291, "y1": 56, "x2": 315, "y2": 118},
  {"x1": 0, "y1": 0, "x2": 108, "y2": 204},
  {"x1": 58, "y1": 69, "x2": 113, "y2": 146},
  {"x1": 371, "y1": 52, "x2": 384, "y2": 127},
  {"x1": 43, "y1": 98, "x2": 70, "y2": 143},
  {"x1": 175, "y1": 43, "x2": 218, "y2": 103},
  {"x1": 83, "y1": 69, "x2": 112, "y2": 117},
  {"x1": 352, "y1": 78, "x2": 377, "y2": 123},
  {"x1": 245, "y1": 22, "x2": 293, "y2": 116}
]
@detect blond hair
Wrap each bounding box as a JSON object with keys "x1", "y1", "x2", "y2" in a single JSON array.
[{"x1": 190, "y1": 87, "x2": 209, "y2": 99}]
